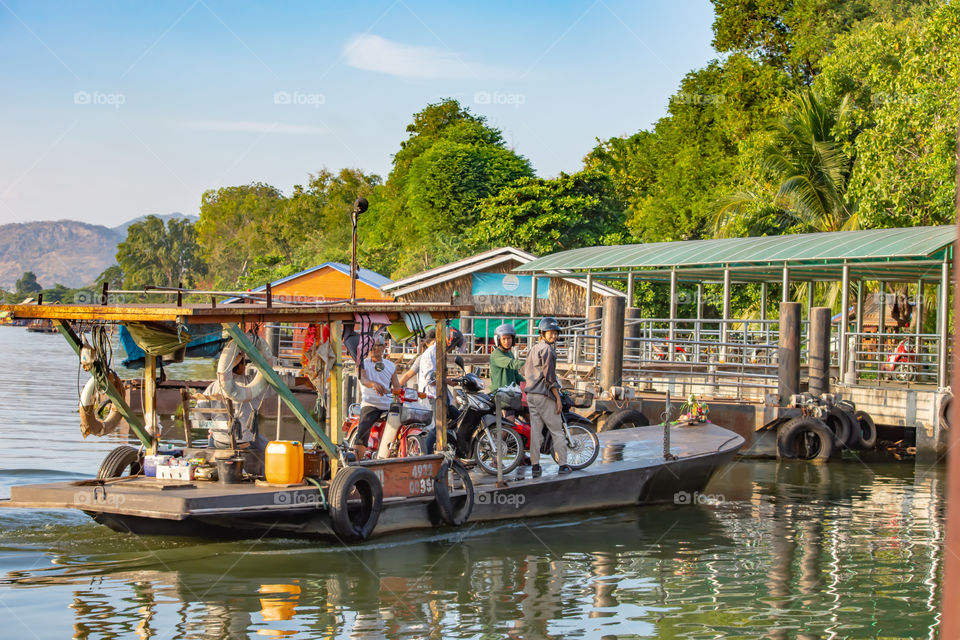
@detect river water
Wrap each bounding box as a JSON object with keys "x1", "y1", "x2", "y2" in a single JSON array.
[{"x1": 0, "y1": 328, "x2": 946, "y2": 639}]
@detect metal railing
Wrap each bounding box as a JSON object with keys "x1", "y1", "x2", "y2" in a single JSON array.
[{"x1": 846, "y1": 331, "x2": 945, "y2": 386}]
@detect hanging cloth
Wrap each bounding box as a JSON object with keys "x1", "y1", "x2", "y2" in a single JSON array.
[{"x1": 124, "y1": 321, "x2": 192, "y2": 355}]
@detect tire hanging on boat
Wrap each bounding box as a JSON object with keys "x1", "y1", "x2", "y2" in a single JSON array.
[
  {"x1": 434, "y1": 458, "x2": 474, "y2": 526},
  {"x1": 217, "y1": 337, "x2": 272, "y2": 403},
  {"x1": 777, "y1": 416, "x2": 835, "y2": 461},
  {"x1": 328, "y1": 466, "x2": 383, "y2": 541},
  {"x1": 97, "y1": 445, "x2": 143, "y2": 480},
  {"x1": 79, "y1": 370, "x2": 125, "y2": 438}
]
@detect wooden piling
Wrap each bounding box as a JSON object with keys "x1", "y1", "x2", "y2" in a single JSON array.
[
  {"x1": 778, "y1": 302, "x2": 801, "y2": 405},
  {"x1": 808, "y1": 307, "x2": 831, "y2": 397},
  {"x1": 600, "y1": 296, "x2": 625, "y2": 390}
]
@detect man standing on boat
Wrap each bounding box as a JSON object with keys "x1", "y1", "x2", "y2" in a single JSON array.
[
  {"x1": 523, "y1": 317, "x2": 570, "y2": 476},
  {"x1": 354, "y1": 334, "x2": 400, "y2": 459}
]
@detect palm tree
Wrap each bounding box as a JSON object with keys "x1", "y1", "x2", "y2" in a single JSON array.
[{"x1": 714, "y1": 88, "x2": 857, "y2": 237}]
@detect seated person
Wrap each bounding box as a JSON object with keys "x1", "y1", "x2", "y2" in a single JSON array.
[{"x1": 355, "y1": 334, "x2": 399, "y2": 459}]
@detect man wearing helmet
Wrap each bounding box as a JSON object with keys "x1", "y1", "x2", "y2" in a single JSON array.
[
  {"x1": 490, "y1": 322, "x2": 524, "y2": 391},
  {"x1": 354, "y1": 333, "x2": 399, "y2": 459},
  {"x1": 522, "y1": 317, "x2": 571, "y2": 475}
]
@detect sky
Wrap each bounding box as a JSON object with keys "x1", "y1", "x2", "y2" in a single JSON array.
[{"x1": 0, "y1": 0, "x2": 718, "y2": 227}]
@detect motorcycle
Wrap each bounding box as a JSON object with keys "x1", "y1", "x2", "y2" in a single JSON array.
[
  {"x1": 449, "y1": 371, "x2": 526, "y2": 475},
  {"x1": 503, "y1": 388, "x2": 600, "y2": 471},
  {"x1": 884, "y1": 338, "x2": 918, "y2": 382},
  {"x1": 343, "y1": 387, "x2": 434, "y2": 459}
]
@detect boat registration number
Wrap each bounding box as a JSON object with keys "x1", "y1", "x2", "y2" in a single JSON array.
[{"x1": 370, "y1": 459, "x2": 442, "y2": 499}]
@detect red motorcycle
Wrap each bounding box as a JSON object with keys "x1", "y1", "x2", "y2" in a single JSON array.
[
  {"x1": 343, "y1": 388, "x2": 435, "y2": 459},
  {"x1": 884, "y1": 338, "x2": 918, "y2": 382},
  {"x1": 500, "y1": 388, "x2": 600, "y2": 470},
  {"x1": 652, "y1": 342, "x2": 688, "y2": 362}
]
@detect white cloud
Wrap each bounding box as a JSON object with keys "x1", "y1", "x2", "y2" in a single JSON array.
[
  {"x1": 176, "y1": 120, "x2": 328, "y2": 134},
  {"x1": 343, "y1": 34, "x2": 506, "y2": 79}
]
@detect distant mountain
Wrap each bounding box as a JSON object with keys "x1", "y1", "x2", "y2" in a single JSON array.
[{"x1": 0, "y1": 213, "x2": 199, "y2": 290}]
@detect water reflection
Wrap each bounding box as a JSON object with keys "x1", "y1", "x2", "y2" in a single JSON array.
[{"x1": 2, "y1": 458, "x2": 943, "y2": 639}]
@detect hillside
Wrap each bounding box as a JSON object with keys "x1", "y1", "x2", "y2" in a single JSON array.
[
  {"x1": 0, "y1": 220, "x2": 122, "y2": 290},
  {"x1": 0, "y1": 212, "x2": 198, "y2": 290}
]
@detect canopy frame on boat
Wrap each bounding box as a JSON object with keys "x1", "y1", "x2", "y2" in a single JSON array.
[{"x1": 0, "y1": 297, "x2": 470, "y2": 477}]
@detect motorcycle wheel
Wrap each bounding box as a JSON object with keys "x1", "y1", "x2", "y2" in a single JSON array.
[
  {"x1": 473, "y1": 426, "x2": 524, "y2": 475},
  {"x1": 894, "y1": 363, "x2": 916, "y2": 382},
  {"x1": 554, "y1": 424, "x2": 599, "y2": 470}
]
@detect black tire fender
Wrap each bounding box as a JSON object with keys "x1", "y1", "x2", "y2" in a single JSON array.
[
  {"x1": 778, "y1": 417, "x2": 835, "y2": 461},
  {"x1": 97, "y1": 445, "x2": 143, "y2": 480},
  {"x1": 328, "y1": 466, "x2": 383, "y2": 541},
  {"x1": 854, "y1": 410, "x2": 878, "y2": 449},
  {"x1": 603, "y1": 409, "x2": 649, "y2": 431},
  {"x1": 434, "y1": 459, "x2": 474, "y2": 526},
  {"x1": 824, "y1": 406, "x2": 854, "y2": 448}
]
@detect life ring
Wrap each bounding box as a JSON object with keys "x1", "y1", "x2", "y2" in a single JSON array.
[
  {"x1": 79, "y1": 372, "x2": 125, "y2": 438},
  {"x1": 217, "y1": 338, "x2": 273, "y2": 403},
  {"x1": 434, "y1": 459, "x2": 474, "y2": 526},
  {"x1": 328, "y1": 466, "x2": 383, "y2": 541}
]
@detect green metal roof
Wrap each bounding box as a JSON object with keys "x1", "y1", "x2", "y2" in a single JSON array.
[{"x1": 515, "y1": 226, "x2": 955, "y2": 283}]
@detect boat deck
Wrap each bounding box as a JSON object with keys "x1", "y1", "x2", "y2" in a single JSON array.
[{"x1": 1, "y1": 423, "x2": 743, "y2": 538}]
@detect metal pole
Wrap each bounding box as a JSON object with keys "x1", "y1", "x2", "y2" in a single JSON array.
[
  {"x1": 585, "y1": 273, "x2": 593, "y2": 316},
  {"x1": 722, "y1": 267, "x2": 731, "y2": 362},
  {"x1": 529, "y1": 275, "x2": 537, "y2": 350},
  {"x1": 940, "y1": 259, "x2": 950, "y2": 387},
  {"x1": 760, "y1": 283, "x2": 768, "y2": 321},
  {"x1": 696, "y1": 283, "x2": 704, "y2": 363},
  {"x1": 840, "y1": 264, "x2": 850, "y2": 382},
  {"x1": 627, "y1": 271, "x2": 635, "y2": 309},
  {"x1": 669, "y1": 268, "x2": 678, "y2": 361},
  {"x1": 349, "y1": 197, "x2": 368, "y2": 305},
  {"x1": 782, "y1": 264, "x2": 790, "y2": 302}
]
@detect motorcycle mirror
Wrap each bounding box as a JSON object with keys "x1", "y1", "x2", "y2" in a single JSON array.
[{"x1": 454, "y1": 355, "x2": 465, "y2": 369}]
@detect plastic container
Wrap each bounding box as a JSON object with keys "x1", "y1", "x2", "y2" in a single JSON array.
[
  {"x1": 264, "y1": 441, "x2": 304, "y2": 485},
  {"x1": 143, "y1": 454, "x2": 171, "y2": 477},
  {"x1": 216, "y1": 457, "x2": 245, "y2": 484}
]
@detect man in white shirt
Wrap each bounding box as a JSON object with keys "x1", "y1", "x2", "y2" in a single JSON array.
[{"x1": 355, "y1": 334, "x2": 399, "y2": 459}]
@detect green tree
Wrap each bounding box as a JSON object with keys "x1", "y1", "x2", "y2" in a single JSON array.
[
  {"x1": 714, "y1": 88, "x2": 857, "y2": 236},
  {"x1": 470, "y1": 171, "x2": 627, "y2": 255},
  {"x1": 285, "y1": 168, "x2": 381, "y2": 267},
  {"x1": 94, "y1": 265, "x2": 123, "y2": 289},
  {"x1": 817, "y1": 2, "x2": 959, "y2": 228},
  {"x1": 364, "y1": 99, "x2": 534, "y2": 277},
  {"x1": 711, "y1": 0, "x2": 933, "y2": 82},
  {"x1": 117, "y1": 216, "x2": 206, "y2": 290},
  {"x1": 196, "y1": 183, "x2": 285, "y2": 285},
  {"x1": 15, "y1": 271, "x2": 42, "y2": 295}
]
